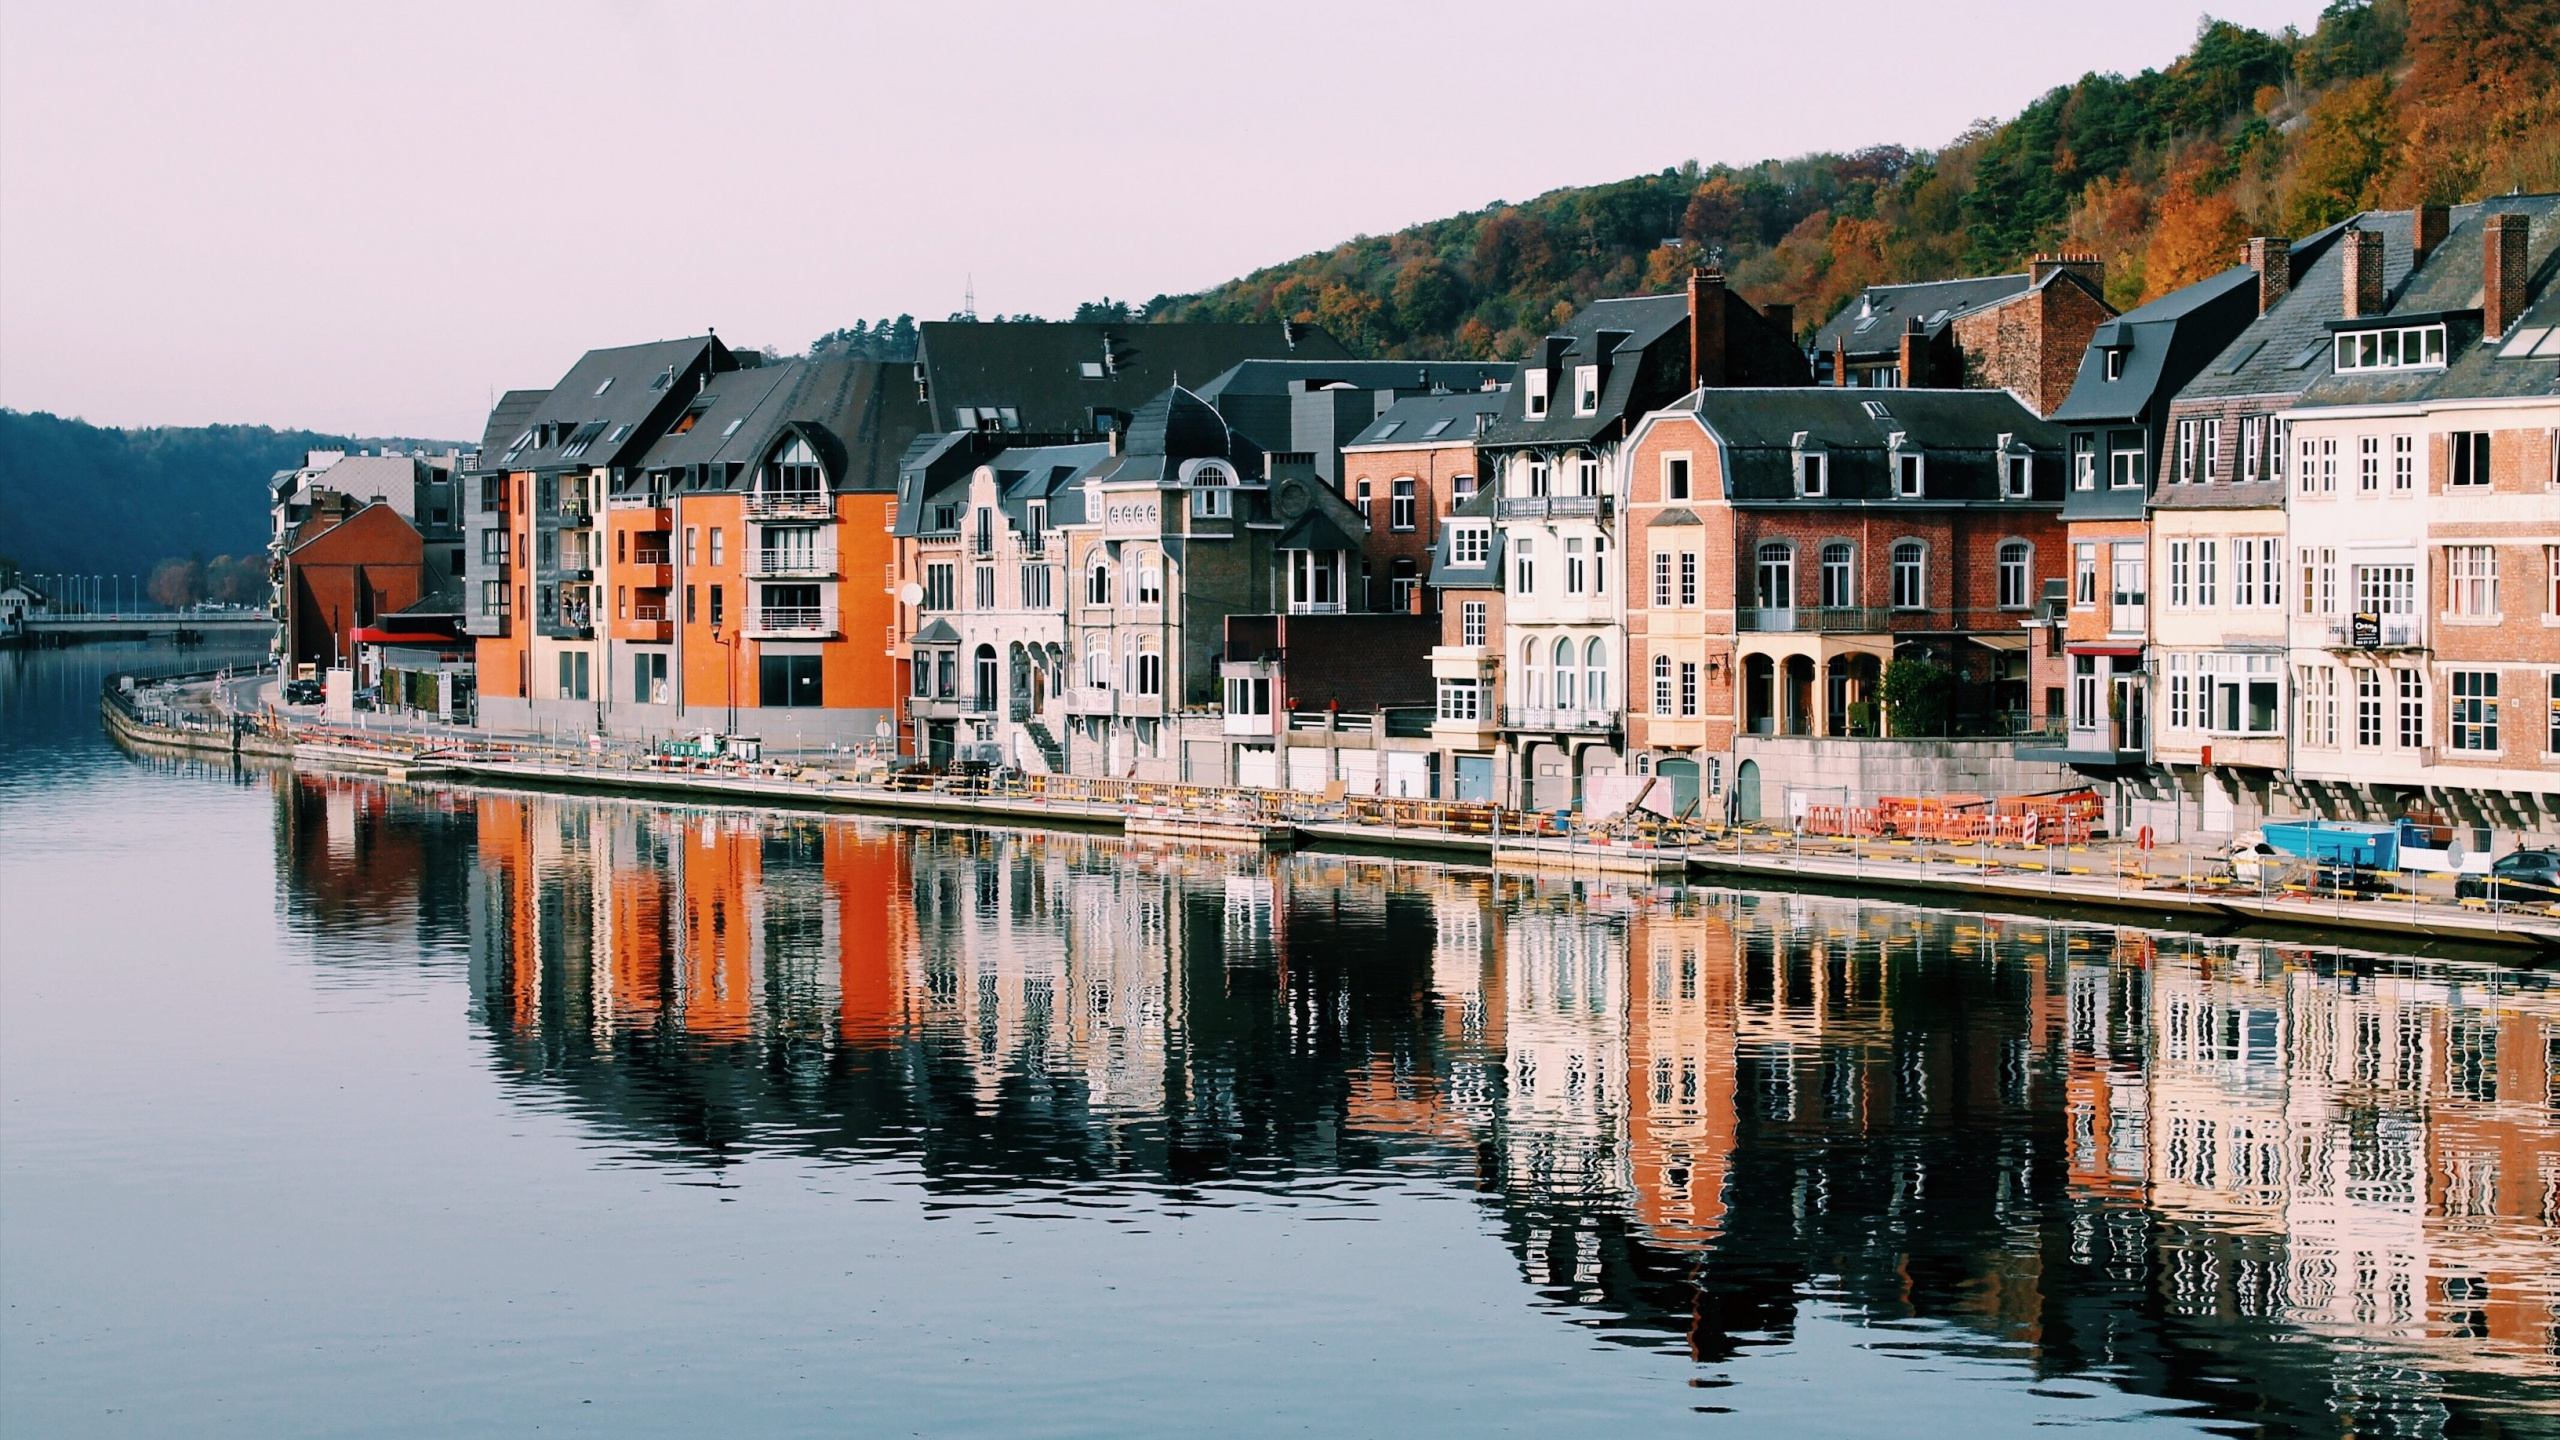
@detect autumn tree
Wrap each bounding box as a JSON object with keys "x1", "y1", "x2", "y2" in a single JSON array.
[{"x1": 2144, "y1": 163, "x2": 2251, "y2": 300}]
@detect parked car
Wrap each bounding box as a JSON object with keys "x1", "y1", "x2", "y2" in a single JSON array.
[
  {"x1": 2455, "y1": 849, "x2": 2560, "y2": 905},
  {"x1": 282, "y1": 679, "x2": 324, "y2": 705}
]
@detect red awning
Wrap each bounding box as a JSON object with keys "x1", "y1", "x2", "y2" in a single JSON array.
[
  {"x1": 351, "y1": 626, "x2": 459, "y2": 647},
  {"x1": 2065, "y1": 644, "x2": 2144, "y2": 658}
]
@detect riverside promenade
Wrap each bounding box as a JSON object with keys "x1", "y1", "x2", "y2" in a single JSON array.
[{"x1": 102, "y1": 669, "x2": 2560, "y2": 955}]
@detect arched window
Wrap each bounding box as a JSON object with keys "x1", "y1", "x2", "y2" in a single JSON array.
[
  {"x1": 764, "y1": 435, "x2": 823, "y2": 502},
  {"x1": 1087, "y1": 559, "x2": 1112, "y2": 606},
  {"x1": 1891, "y1": 540, "x2": 1927, "y2": 610},
  {"x1": 1584, "y1": 637, "x2": 1608, "y2": 711},
  {"x1": 1187, "y1": 459, "x2": 1235, "y2": 518},
  {"x1": 1819, "y1": 542, "x2": 1854, "y2": 609},
  {"x1": 1998, "y1": 540, "x2": 2033, "y2": 609},
  {"x1": 1553, "y1": 637, "x2": 1578, "y2": 709},
  {"x1": 1132, "y1": 550, "x2": 1162, "y2": 606},
  {"x1": 1134, "y1": 637, "x2": 1163, "y2": 696},
  {"x1": 1084, "y1": 633, "x2": 1110, "y2": 689},
  {"x1": 1522, "y1": 638, "x2": 1544, "y2": 709},
  {"x1": 1633, "y1": 754, "x2": 1652, "y2": 775},
  {"x1": 973, "y1": 644, "x2": 999, "y2": 710},
  {"x1": 1756, "y1": 542, "x2": 1795, "y2": 612},
  {"x1": 1652, "y1": 654, "x2": 1673, "y2": 714}
]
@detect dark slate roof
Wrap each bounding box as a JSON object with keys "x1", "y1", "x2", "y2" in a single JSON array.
[
  {"x1": 1087, "y1": 386, "x2": 1262, "y2": 486},
  {"x1": 2296, "y1": 194, "x2": 2560, "y2": 409},
  {"x1": 1273, "y1": 509, "x2": 1361, "y2": 554},
  {"x1": 1344, "y1": 390, "x2": 1507, "y2": 448},
  {"x1": 2174, "y1": 217, "x2": 2376, "y2": 404},
  {"x1": 1427, "y1": 484, "x2": 1506, "y2": 589},
  {"x1": 987, "y1": 441, "x2": 1112, "y2": 530},
  {"x1": 909, "y1": 618, "x2": 960, "y2": 645},
  {"x1": 1811, "y1": 271, "x2": 2065, "y2": 360},
  {"x1": 2053, "y1": 267, "x2": 2262, "y2": 425},
  {"x1": 1190, "y1": 359, "x2": 1510, "y2": 404},
  {"x1": 891, "y1": 434, "x2": 1111, "y2": 537},
  {"x1": 1678, "y1": 387, "x2": 2064, "y2": 505},
  {"x1": 915, "y1": 322, "x2": 1352, "y2": 434},
  {"x1": 628, "y1": 356, "x2": 926, "y2": 496},
  {"x1": 475, "y1": 389, "x2": 549, "y2": 464},
  {"x1": 499, "y1": 336, "x2": 731, "y2": 472},
  {"x1": 1480, "y1": 294, "x2": 1688, "y2": 449}
]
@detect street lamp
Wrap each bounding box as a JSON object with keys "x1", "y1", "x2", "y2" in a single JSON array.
[{"x1": 711, "y1": 625, "x2": 737, "y2": 737}]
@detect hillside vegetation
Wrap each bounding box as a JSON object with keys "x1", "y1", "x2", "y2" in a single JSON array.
[
  {"x1": 0, "y1": 409, "x2": 457, "y2": 582},
  {"x1": 1142, "y1": 0, "x2": 2558, "y2": 356}
]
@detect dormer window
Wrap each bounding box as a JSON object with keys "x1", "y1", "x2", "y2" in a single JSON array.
[
  {"x1": 1792, "y1": 433, "x2": 1827, "y2": 497},
  {"x1": 1524, "y1": 369, "x2": 1550, "y2": 419},
  {"x1": 1574, "y1": 365, "x2": 1600, "y2": 416},
  {"x1": 2334, "y1": 324, "x2": 2448, "y2": 371},
  {"x1": 1861, "y1": 400, "x2": 1891, "y2": 421},
  {"x1": 1185, "y1": 458, "x2": 1236, "y2": 518},
  {"x1": 1890, "y1": 435, "x2": 1923, "y2": 497},
  {"x1": 1999, "y1": 436, "x2": 2032, "y2": 498},
  {"x1": 2103, "y1": 348, "x2": 2126, "y2": 382},
  {"x1": 593, "y1": 377, "x2": 614, "y2": 396},
  {"x1": 1451, "y1": 524, "x2": 1491, "y2": 566}
]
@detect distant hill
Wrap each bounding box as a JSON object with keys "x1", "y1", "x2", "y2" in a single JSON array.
[
  {"x1": 1129, "y1": 0, "x2": 2557, "y2": 356},
  {"x1": 0, "y1": 409, "x2": 462, "y2": 579}
]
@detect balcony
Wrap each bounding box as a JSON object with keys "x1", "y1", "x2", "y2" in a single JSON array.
[
  {"x1": 744, "y1": 604, "x2": 838, "y2": 638},
  {"x1": 2322, "y1": 617, "x2": 2423, "y2": 650},
  {"x1": 1497, "y1": 494, "x2": 1611, "y2": 521},
  {"x1": 746, "y1": 488, "x2": 833, "y2": 520},
  {"x1": 748, "y1": 544, "x2": 839, "y2": 580},
  {"x1": 909, "y1": 693, "x2": 964, "y2": 720},
  {"x1": 614, "y1": 614, "x2": 673, "y2": 643},
  {"x1": 1500, "y1": 705, "x2": 1621, "y2": 734},
  {"x1": 1736, "y1": 606, "x2": 1890, "y2": 634},
  {"x1": 556, "y1": 498, "x2": 592, "y2": 527}
]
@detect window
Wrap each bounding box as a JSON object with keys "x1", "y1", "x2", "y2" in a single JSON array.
[
  {"x1": 1890, "y1": 541, "x2": 1925, "y2": 610},
  {"x1": 2356, "y1": 668, "x2": 2383, "y2": 748},
  {"x1": 1565, "y1": 537, "x2": 1587, "y2": 595},
  {"x1": 1665, "y1": 455, "x2": 1691, "y2": 500},
  {"x1": 1391, "y1": 479, "x2": 1416, "y2": 531},
  {"x1": 684, "y1": 584, "x2": 696, "y2": 624},
  {"x1": 2073, "y1": 655, "x2": 2100, "y2": 728},
  {"x1": 2316, "y1": 437, "x2": 2338, "y2": 493},
  {"x1": 1513, "y1": 538, "x2": 1535, "y2": 595},
  {"x1": 1583, "y1": 638, "x2": 1608, "y2": 711},
  {"x1": 1797, "y1": 451, "x2": 1828, "y2": 497},
  {"x1": 2333, "y1": 323, "x2": 2447, "y2": 371},
  {"x1": 923, "y1": 562, "x2": 954, "y2": 612},
  {"x1": 1524, "y1": 369, "x2": 1550, "y2": 419},
  {"x1": 2240, "y1": 416, "x2": 2263, "y2": 483},
  {"x1": 912, "y1": 652, "x2": 932, "y2": 697},
  {"x1": 2108, "y1": 430, "x2": 2145, "y2": 489},
  {"x1": 557, "y1": 650, "x2": 590, "y2": 701},
  {"x1": 2392, "y1": 433, "x2": 2415, "y2": 491},
  {"x1": 1437, "y1": 677, "x2": 1481, "y2": 721},
  {"x1": 2397, "y1": 668, "x2": 2426, "y2": 748},
  {"x1": 1356, "y1": 480, "x2": 1372, "y2": 527},
  {"x1": 2072, "y1": 434, "x2": 2097, "y2": 490},
  {"x1": 2298, "y1": 664, "x2": 2338, "y2": 746},
  {"x1": 1998, "y1": 541, "x2": 2031, "y2": 609},
  {"x1": 2449, "y1": 431, "x2": 2492, "y2": 487},
  {"x1": 2268, "y1": 417, "x2": 2288, "y2": 482},
  {"x1": 1449, "y1": 473, "x2": 1476, "y2": 509},
  {"x1": 1526, "y1": 456, "x2": 1550, "y2": 496},
  {"x1": 2299, "y1": 546, "x2": 2337, "y2": 615},
  {"x1": 1451, "y1": 525, "x2": 1490, "y2": 566},
  {"x1": 1574, "y1": 365, "x2": 1600, "y2": 415},
  {"x1": 684, "y1": 526, "x2": 698, "y2": 564},
  {"x1": 1820, "y1": 543, "x2": 1853, "y2": 608},
  {"x1": 2549, "y1": 674, "x2": 2559, "y2": 754},
  {"x1": 481, "y1": 530, "x2": 509, "y2": 565},
  {"x1": 2233, "y1": 536, "x2": 2273, "y2": 608},
  {"x1": 2175, "y1": 419, "x2": 2196, "y2": 482},
  {"x1": 480, "y1": 580, "x2": 508, "y2": 617},
  {"x1": 2168, "y1": 654, "x2": 2192, "y2": 730},
  {"x1": 1553, "y1": 638, "x2": 1577, "y2": 708},
  {"x1": 2448, "y1": 545, "x2": 2498, "y2": 616},
  {"x1": 2355, "y1": 564, "x2": 2415, "y2": 616},
  {"x1": 2103, "y1": 348, "x2": 2126, "y2": 382},
  {"x1": 1134, "y1": 553, "x2": 1163, "y2": 606},
  {"x1": 709, "y1": 527, "x2": 725, "y2": 566},
  {"x1": 2195, "y1": 539, "x2": 2218, "y2": 608},
  {"x1": 1679, "y1": 551, "x2": 1699, "y2": 608},
  {"x1": 1461, "y1": 600, "x2": 1487, "y2": 647},
  {"x1": 1086, "y1": 561, "x2": 1111, "y2": 606},
  {"x1": 2202, "y1": 418, "x2": 2220, "y2": 482},
  {"x1": 975, "y1": 565, "x2": 995, "y2": 609},
  {"x1": 707, "y1": 584, "x2": 724, "y2": 629},
  {"x1": 934, "y1": 650, "x2": 955, "y2": 699},
  {"x1": 1133, "y1": 644, "x2": 1162, "y2": 697},
  {"x1": 2548, "y1": 545, "x2": 2560, "y2": 615},
  {"x1": 2074, "y1": 544, "x2": 2097, "y2": 607},
  {"x1": 2168, "y1": 540, "x2": 2191, "y2": 608},
  {"x1": 759, "y1": 654, "x2": 823, "y2": 709},
  {"x1": 1189, "y1": 460, "x2": 1235, "y2": 517},
  {"x1": 2207, "y1": 654, "x2": 2281, "y2": 735},
  {"x1": 2004, "y1": 450, "x2": 2032, "y2": 498},
  {"x1": 2450, "y1": 670, "x2": 2499, "y2": 751},
  {"x1": 2358, "y1": 435, "x2": 2382, "y2": 492},
  {"x1": 1573, "y1": 453, "x2": 1599, "y2": 496},
  {"x1": 1652, "y1": 655, "x2": 1672, "y2": 714},
  {"x1": 2110, "y1": 544, "x2": 2146, "y2": 626},
  {"x1": 1084, "y1": 635, "x2": 1109, "y2": 689},
  {"x1": 1020, "y1": 564, "x2": 1052, "y2": 609},
  {"x1": 1651, "y1": 552, "x2": 1671, "y2": 607},
  {"x1": 1894, "y1": 444, "x2": 1924, "y2": 497},
  {"x1": 1756, "y1": 543, "x2": 1795, "y2": 611},
  {"x1": 1680, "y1": 660, "x2": 1699, "y2": 716}
]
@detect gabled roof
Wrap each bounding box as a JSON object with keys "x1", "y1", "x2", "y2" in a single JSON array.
[
  {"x1": 476, "y1": 389, "x2": 550, "y2": 463},
  {"x1": 891, "y1": 434, "x2": 1109, "y2": 537},
  {"x1": 1190, "y1": 359, "x2": 1510, "y2": 405},
  {"x1": 2175, "y1": 216, "x2": 2380, "y2": 403},
  {"x1": 498, "y1": 335, "x2": 729, "y2": 472},
  {"x1": 1345, "y1": 390, "x2": 1506, "y2": 449},
  {"x1": 2053, "y1": 267, "x2": 2262, "y2": 425},
  {"x1": 1088, "y1": 386, "x2": 1262, "y2": 486},
  {"x1": 909, "y1": 617, "x2": 960, "y2": 645},
  {"x1": 2296, "y1": 194, "x2": 2560, "y2": 409},
  {"x1": 1427, "y1": 484, "x2": 1506, "y2": 589},
  {"x1": 1675, "y1": 387, "x2": 2062, "y2": 504},
  {"x1": 631, "y1": 356, "x2": 928, "y2": 496},
  {"x1": 915, "y1": 322, "x2": 1352, "y2": 434},
  {"x1": 1480, "y1": 294, "x2": 1688, "y2": 449},
  {"x1": 1813, "y1": 271, "x2": 2087, "y2": 360}
]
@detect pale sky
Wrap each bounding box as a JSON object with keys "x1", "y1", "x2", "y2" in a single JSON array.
[{"x1": 0, "y1": 1, "x2": 2321, "y2": 440}]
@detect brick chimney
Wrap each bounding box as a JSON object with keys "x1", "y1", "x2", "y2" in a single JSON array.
[
  {"x1": 2413, "y1": 204, "x2": 2450, "y2": 266},
  {"x1": 1898, "y1": 316, "x2": 1928, "y2": 389},
  {"x1": 1832, "y1": 332, "x2": 1851, "y2": 387},
  {"x1": 1687, "y1": 268, "x2": 1728, "y2": 390},
  {"x1": 2244, "y1": 236, "x2": 2291, "y2": 314},
  {"x1": 2483, "y1": 211, "x2": 2528, "y2": 338},
  {"x1": 2342, "y1": 229, "x2": 2384, "y2": 319},
  {"x1": 2029, "y1": 252, "x2": 2102, "y2": 292}
]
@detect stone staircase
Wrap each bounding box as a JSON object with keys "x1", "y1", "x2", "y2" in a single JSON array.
[{"x1": 1019, "y1": 720, "x2": 1066, "y2": 775}]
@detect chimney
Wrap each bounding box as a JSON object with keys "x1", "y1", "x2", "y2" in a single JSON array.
[
  {"x1": 2413, "y1": 204, "x2": 2450, "y2": 266},
  {"x1": 2483, "y1": 211, "x2": 2528, "y2": 338},
  {"x1": 1832, "y1": 332, "x2": 1851, "y2": 388},
  {"x1": 1108, "y1": 425, "x2": 1124, "y2": 457},
  {"x1": 1688, "y1": 267, "x2": 1727, "y2": 390},
  {"x1": 2342, "y1": 229, "x2": 2384, "y2": 319},
  {"x1": 1898, "y1": 315, "x2": 1928, "y2": 389},
  {"x1": 2244, "y1": 236, "x2": 2291, "y2": 314},
  {"x1": 2028, "y1": 252, "x2": 2102, "y2": 292}
]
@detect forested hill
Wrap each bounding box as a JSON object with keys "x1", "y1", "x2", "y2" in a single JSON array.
[
  {"x1": 0, "y1": 409, "x2": 459, "y2": 579},
  {"x1": 1142, "y1": 0, "x2": 2558, "y2": 357}
]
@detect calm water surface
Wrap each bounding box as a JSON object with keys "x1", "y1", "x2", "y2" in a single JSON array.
[{"x1": 3, "y1": 642, "x2": 2556, "y2": 1437}]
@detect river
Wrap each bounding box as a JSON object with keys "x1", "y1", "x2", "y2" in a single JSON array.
[{"x1": 2, "y1": 641, "x2": 2554, "y2": 1437}]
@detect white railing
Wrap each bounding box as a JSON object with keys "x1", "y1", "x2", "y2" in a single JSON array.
[{"x1": 745, "y1": 604, "x2": 837, "y2": 637}]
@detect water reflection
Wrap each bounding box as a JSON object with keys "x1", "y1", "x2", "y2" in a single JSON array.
[{"x1": 280, "y1": 775, "x2": 2560, "y2": 1433}]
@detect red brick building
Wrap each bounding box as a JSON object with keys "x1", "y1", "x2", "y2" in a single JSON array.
[
  {"x1": 1811, "y1": 256, "x2": 2113, "y2": 417},
  {"x1": 280, "y1": 502, "x2": 432, "y2": 675},
  {"x1": 1338, "y1": 390, "x2": 1503, "y2": 614}
]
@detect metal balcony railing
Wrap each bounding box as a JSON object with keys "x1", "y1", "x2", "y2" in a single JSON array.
[
  {"x1": 749, "y1": 546, "x2": 838, "y2": 579},
  {"x1": 747, "y1": 605, "x2": 836, "y2": 636},
  {"x1": 1497, "y1": 494, "x2": 1610, "y2": 521},
  {"x1": 1499, "y1": 705, "x2": 1620, "y2": 733},
  {"x1": 2322, "y1": 617, "x2": 2423, "y2": 649},
  {"x1": 1736, "y1": 606, "x2": 1891, "y2": 634},
  {"x1": 745, "y1": 488, "x2": 833, "y2": 519}
]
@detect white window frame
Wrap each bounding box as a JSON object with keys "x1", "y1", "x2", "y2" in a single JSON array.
[
  {"x1": 1573, "y1": 365, "x2": 1600, "y2": 416},
  {"x1": 1523, "y1": 369, "x2": 1550, "y2": 420}
]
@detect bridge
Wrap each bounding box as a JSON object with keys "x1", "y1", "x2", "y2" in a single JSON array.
[{"x1": 8, "y1": 612, "x2": 274, "y2": 645}]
